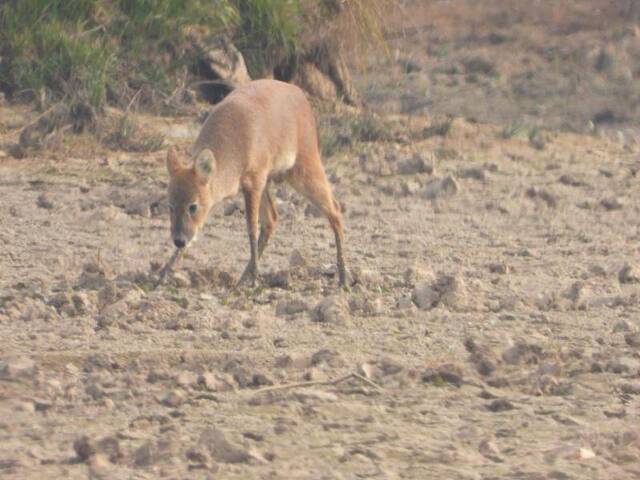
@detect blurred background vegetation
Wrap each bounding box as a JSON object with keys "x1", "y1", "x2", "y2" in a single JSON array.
[{"x1": 0, "y1": 0, "x2": 384, "y2": 113}]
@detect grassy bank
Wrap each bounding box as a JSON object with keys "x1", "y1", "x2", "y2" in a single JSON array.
[{"x1": 0, "y1": 0, "x2": 384, "y2": 114}]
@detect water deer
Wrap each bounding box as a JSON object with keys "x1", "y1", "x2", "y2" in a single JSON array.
[{"x1": 164, "y1": 79, "x2": 347, "y2": 287}]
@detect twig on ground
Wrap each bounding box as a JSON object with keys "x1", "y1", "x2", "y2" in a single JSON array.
[{"x1": 253, "y1": 372, "x2": 383, "y2": 395}]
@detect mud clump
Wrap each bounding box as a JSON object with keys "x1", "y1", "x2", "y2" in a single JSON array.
[{"x1": 412, "y1": 273, "x2": 469, "y2": 311}]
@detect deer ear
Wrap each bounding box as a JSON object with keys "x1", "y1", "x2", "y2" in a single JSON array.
[
  {"x1": 194, "y1": 149, "x2": 216, "y2": 182},
  {"x1": 166, "y1": 146, "x2": 182, "y2": 177}
]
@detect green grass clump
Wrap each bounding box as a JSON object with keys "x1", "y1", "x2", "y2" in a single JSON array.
[
  {"x1": 0, "y1": 0, "x2": 388, "y2": 116},
  {"x1": 0, "y1": 0, "x2": 234, "y2": 109}
]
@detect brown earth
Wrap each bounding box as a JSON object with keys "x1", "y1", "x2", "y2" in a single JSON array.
[{"x1": 1, "y1": 1, "x2": 640, "y2": 479}]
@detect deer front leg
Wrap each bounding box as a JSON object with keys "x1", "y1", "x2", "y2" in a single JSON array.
[{"x1": 237, "y1": 185, "x2": 262, "y2": 287}]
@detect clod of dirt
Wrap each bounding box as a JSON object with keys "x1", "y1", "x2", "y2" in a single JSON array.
[
  {"x1": 464, "y1": 338, "x2": 498, "y2": 376},
  {"x1": 412, "y1": 273, "x2": 468, "y2": 311},
  {"x1": 619, "y1": 382, "x2": 640, "y2": 395},
  {"x1": 612, "y1": 319, "x2": 634, "y2": 333},
  {"x1": 289, "y1": 250, "x2": 308, "y2": 269},
  {"x1": 0, "y1": 356, "x2": 36, "y2": 380},
  {"x1": 486, "y1": 398, "x2": 514, "y2": 412},
  {"x1": 563, "y1": 281, "x2": 590, "y2": 310},
  {"x1": 73, "y1": 435, "x2": 122, "y2": 463},
  {"x1": 310, "y1": 296, "x2": 348, "y2": 324},
  {"x1": 275, "y1": 297, "x2": 310, "y2": 316},
  {"x1": 606, "y1": 357, "x2": 639, "y2": 374},
  {"x1": 198, "y1": 427, "x2": 252, "y2": 464},
  {"x1": 501, "y1": 342, "x2": 543, "y2": 365},
  {"x1": 170, "y1": 272, "x2": 191, "y2": 288},
  {"x1": 160, "y1": 389, "x2": 186, "y2": 408},
  {"x1": 36, "y1": 193, "x2": 54, "y2": 210},
  {"x1": 403, "y1": 265, "x2": 434, "y2": 288},
  {"x1": 559, "y1": 174, "x2": 586, "y2": 187},
  {"x1": 458, "y1": 166, "x2": 487, "y2": 181},
  {"x1": 397, "y1": 154, "x2": 434, "y2": 175},
  {"x1": 600, "y1": 197, "x2": 624, "y2": 211},
  {"x1": 423, "y1": 174, "x2": 459, "y2": 199},
  {"x1": 310, "y1": 349, "x2": 342, "y2": 367},
  {"x1": 351, "y1": 268, "x2": 383, "y2": 290},
  {"x1": 488, "y1": 262, "x2": 509, "y2": 274},
  {"x1": 263, "y1": 270, "x2": 290, "y2": 289},
  {"x1": 479, "y1": 439, "x2": 503, "y2": 462},
  {"x1": 134, "y1": 442, "x2": 157, "y2": 467},
  {"x1": 175, "y1": 371, "x2": 198, "y2": 388},
  {"x1": 412, "y1": 282, "x2": 440, "y2": 309},
  {"x1": 79, "y1": 260, "x2": 113, "y2": 290},
  {"x1": 421, "y1": 363, "x2": 465, "y2": 387},
  {"x1": 396, "y1": 295, "x2": 414, "y2": 310},
  {"x1": 185, "y1": 446, "x2": 210, "y2": 464},
  {"x1": 624, "y1": 333, "x2": 640, "y2": 348},
  {"x1": 618, "y1": 264, "x2": 639, "y2": 284},
  {"x1": 198, "y1": 372, "x2": 235, "y2": 392},
  {"x1": 525, "y1": 187, "x2": 557, "y2": 208}
]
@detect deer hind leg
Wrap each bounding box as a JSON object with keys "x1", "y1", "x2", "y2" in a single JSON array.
[
  {"x1": 237, "y1": 176, "x2": 267, "y2": 287},
  {"x1": 257, "y1": 182, "x2": 278, "y2": 259},
  {"x1": 287, "y1": 160, "x2": 347, "y2": 287}
]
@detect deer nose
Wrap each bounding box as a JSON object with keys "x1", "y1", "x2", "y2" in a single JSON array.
[{"x1": 174, "y1": 238, "x2": 186, "y2": 249}]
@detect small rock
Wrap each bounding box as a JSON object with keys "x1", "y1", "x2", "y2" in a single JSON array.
[
  {"x1": 403, "y1": 265, "x2": 433, "y2": 287},
  {"x1": 275, "y1": 297, "x2": 309, "y2": 316},
  {"x1": 176, "y1": 371, "x2": 198, "y2": 388},
  {"x1": 397, "y1": 154, "x2": 433, "y2": 175},
  {"x1": 563, "y1": 281, "x2": 589, "y2": 310},
  {"x1": 199, "y1": 427, "x2": 251, "y2": 464},
  {"x1": 171, "y1": 272, "x2": 191, "y2": 288},
  {"x1": 424, "y1": 174, "x2": 459, "y2": 199},
  {"x1": 198, "y1": 372, "x2": 235, "y2": 392},
  {"x1": 36, "y1": 193, "x2": 54, "y2": 210},
  {"x1": 619, "y1": 264, "x2": 639, "y2": 284},
  {"x1": 486, "y1": 398, "x2": 514, "y2": 412},
  {"x1": 422, "y1": 364, "x2": 464, "y2": 387},
  {"x1": 310, "y1": 349, "x2": 342, "y2": 367},
  {"x1": 412, "y1": 282, "x2": 439, "y2": 309},
  {"x1": 0, "y1": 356, "x2": 36, "y2": 380},
  {"x1": 601, "y1": 197, "x2": 624, "y2": 210},
  {"x1": 458, "y1": 167, "x2": 486, "y2": 181},
  {"x1": 73, "y1": 435, "x2": 122, "y2": 463},
  {"x1": 559, "y1": 174, "x2": 585, "y2": 187},
  {"x1": 263, "y1": 270, "x2": 289, "y2": 289},
  {"x1": 304, "y1": 203, "x2": 324, "y2": 218},
  {"x1": 624, "y1": 333, "x2": 640, "y2": 348},
  {"x1": 224, "y1": 201, "x2": 241, "y2": 216},
  {"x1": 289, "y1": 250, "x2": 307, "y2": 268},
  {"x1": 612, "y1": 319, "x2": 633, "y2": 333},
  {"x1": 501, "y1": 342, "x2": 542, "y2": 365},
  {"x1": 479, "y1": 439, "x2": 502, "y2": 462},
  {"x1": 311, "y1": 296, "x2": 348, "y2": 324},
  {"x1": 71, "y1": 292, "x2": 92, "y2": 315},
  {"x1": 619, "y1": 382, "x2": 640, "y2": 395},
  {"x1": 396, "y1": 295, "x2": 414, "y2": 310},
  {"x1": 488, "y1": 262, "x2": 509, "y2": 274},
  {"x1": 399, "y1": 179, "x2": 422, "y2": 196},
  {"x1": 186, "y1": 446, "x2": 210, "y2": 464},
  {"x1": 526, "y1": 187, "x2": 557, "y2": 208},
  {"x1": 160, "y1": 389, "x2": 186, "y2": 408}
]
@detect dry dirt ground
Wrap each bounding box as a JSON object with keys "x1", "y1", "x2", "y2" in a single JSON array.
[
  {"x1": 2, "y1": 2, "x2": 640, "y2": 479},
  {"x1": 1, "y1": 107, "x2": 639, "y2": 480}
]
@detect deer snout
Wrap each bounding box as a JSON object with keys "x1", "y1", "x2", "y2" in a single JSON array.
[{"x1": 173, "y1": 237, "x2": 186, "y2": 249}]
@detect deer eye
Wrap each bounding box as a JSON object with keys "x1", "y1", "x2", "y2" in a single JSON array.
[{"x1": 188, "y1": 203, "x2": 198, "y2": 215}]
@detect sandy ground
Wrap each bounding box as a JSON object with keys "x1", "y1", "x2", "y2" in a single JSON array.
[{"x1": 1, "y1": 107, "x2": 639, "y2": 479}]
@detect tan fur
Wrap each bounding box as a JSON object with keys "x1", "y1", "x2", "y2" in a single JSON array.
[{"x1": 166, "y1": 79, "x2": 347, "y2": 286}]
